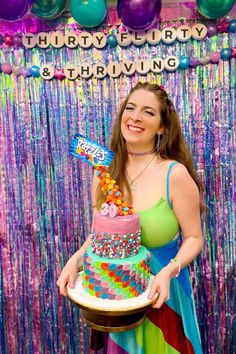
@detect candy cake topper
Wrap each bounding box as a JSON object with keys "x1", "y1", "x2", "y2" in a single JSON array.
[
  {"x1": 69, "y1": 133, "x2": 114, "y2": 167},
  {"x1": 69, "y1": 134, "x2": 134, "y2": 217}
]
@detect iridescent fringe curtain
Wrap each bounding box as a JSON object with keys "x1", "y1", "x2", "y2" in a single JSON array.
[{"x1": 0, "y1": 22, "x2": 235, "y2": 354}]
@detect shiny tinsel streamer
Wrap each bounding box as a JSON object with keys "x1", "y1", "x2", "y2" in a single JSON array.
[{"x1": 0, "y1": 21, "x2": 235, "y2": 354}]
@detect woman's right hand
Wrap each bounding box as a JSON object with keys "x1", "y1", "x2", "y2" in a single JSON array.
[{"x1": 57, "y1": 254, "x2": 82, "y2": 296}]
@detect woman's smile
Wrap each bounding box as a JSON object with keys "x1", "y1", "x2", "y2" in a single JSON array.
[{"x1": 127, "y1": 124, "x2": 145, "y2": 133}]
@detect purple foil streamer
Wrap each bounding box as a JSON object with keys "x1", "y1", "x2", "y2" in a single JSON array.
[{"x1": 0, "y1": 14, "x2": 235, "y2": 354}]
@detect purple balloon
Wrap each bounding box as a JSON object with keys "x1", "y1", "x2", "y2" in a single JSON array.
[
  {"x1": 13, "y1": 34, "x2": 23, "y2": 46},
  {"x1": 0, "y1": 0, "x2": 33, "y2": 22},
  {"x1": 21, "y1": 67, "x2": 30, "y2": 77},
  {"x1": 118, "y1": 0, "x2": 162, "y2": 31},
  {"x1": 207, "y1": 25, "x2": 217, "y2": 37},
  {"x1": 189, "y1": 57, "x2": 200, "y2": 68}
]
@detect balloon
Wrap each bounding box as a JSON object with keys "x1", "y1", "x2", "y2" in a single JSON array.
[
  {"x1": 210, "y1": 52, "x2": 220, "y2": 64},
  {"x1": 107, "y1": 34, "x2": 117, "y2": 48},
  {"x1": 229, "y1": 20, "x2": 236, "y2": 33},
  {"x1": 189, "y1": 57, "x2": 200, "y2": 68},
  {"x1": 13, "y1": 34, "x2": 23, "y2": 46},
  {"x1": 0, "y1": 35, "x2": 3, "y2": 45},
  {"x1": 207, "y1": 25, "x2": 217, "y2": 37},
  {"x1": 29, "y1": 66, "x2": 40, "y2": 77},
  {"x1": 196, "y1": 0, "x2": 235, "y2": 19},
  {"x1": 1, "y1": 63, "x2": 12, "y2": 74},
  {"x1": 221, "y1": 48, "x2": 231, "y2": 60},
  {"x1": 200, "y1": 56, "x2": 210, "y2": 65},
  {"x1": 179, "y1": 56, "x2": 190, "y2": 69},
  {"x1": 12, "y1": 66, "x2": 21, "y2": 76},
  {"x1": 0, "y1": 64, "x2": 2, "y2": 74},
  {"x1": 32, "y1": 0, "x2": 66, "y2": 20},
  {"x1": 0, "y1": 0, "x2": 33, "y2": 21},
  {"x1": 21, "y1": 68, "x2": 30, "y2": 77},
  {"x1": 70, "y1": 0, "x2": 107, "y2": 28},
  {"x1": 118, "y1": 0, "x2": 162, "y2": 31}
]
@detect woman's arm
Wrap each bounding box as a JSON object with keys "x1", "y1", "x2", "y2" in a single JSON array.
[
  {"x1": 165, "y1": 163, "x2": 203, "y2": 275},
  {"x1": 57, "y1": 171, "x2": 100, "y2": 296},
  {"x1": 149, "y1": 163, "x2": 203, "y2": 307}
]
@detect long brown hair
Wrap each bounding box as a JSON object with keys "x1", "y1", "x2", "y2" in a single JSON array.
[{"x1": 96, "y1": 82, "x2": 206, "y2": 213}]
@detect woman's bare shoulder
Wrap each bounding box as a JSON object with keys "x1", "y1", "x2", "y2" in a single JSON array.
[
  {"x1": 170, "y1": 162, "x2": 199, "y2": 193},
  {"x1": 170, "y1": 161, "x2": 188, "y2": 175},
  {"x1": 159, "y1": 159, "x2": 185, "y2": 171}
]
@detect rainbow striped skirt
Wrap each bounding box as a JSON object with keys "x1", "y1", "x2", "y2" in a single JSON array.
[{"x1": 91, "y1": 237, "x2": 203, "y2": 354}]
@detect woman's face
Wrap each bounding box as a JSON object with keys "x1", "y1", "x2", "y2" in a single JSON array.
[{"x1": 121, "y1": 89, "x2": 163, "y2": 149}]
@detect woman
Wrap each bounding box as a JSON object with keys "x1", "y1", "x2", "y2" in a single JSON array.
[{"x1": 57, "y1": 82, "x2": 204, "y2": 354}]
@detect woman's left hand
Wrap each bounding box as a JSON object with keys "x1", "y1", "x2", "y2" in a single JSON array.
[{"x1": 148, "y1": 267, "x2": 171, "y2": 308}]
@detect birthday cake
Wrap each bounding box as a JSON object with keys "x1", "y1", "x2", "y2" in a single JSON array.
[
  {"x1": 91, "y1": 212, "x2": 141, "y2": 258},
  {"x1": 69, "y1": 134, "x2": 151, "y2": 300}
]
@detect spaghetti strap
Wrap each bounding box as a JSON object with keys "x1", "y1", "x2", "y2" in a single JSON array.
[{"x1": 166, "y1": 161, "x2": 178, "y2": 208}]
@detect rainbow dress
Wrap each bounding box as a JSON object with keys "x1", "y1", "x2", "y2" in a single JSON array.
[{"x1": 92, "y1": 162, "x2": 203, "y2": 354}]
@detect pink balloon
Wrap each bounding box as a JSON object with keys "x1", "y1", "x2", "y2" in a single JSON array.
[
  {"x1": 210, "y1": 52, "x2": 220, "y2": 63},
  {"x1": 1, "y1": 63, "x2": 12, "y2": 74}
]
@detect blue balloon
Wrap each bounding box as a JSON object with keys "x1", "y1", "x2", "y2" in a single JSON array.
[
  {"x1": 70, "y1": 0, "x2": 107, "y2": 28},
  {"x1": 179, "y1": 56, "x2": 190, "y2": 69},
  {"x1": 32, "y1": 0, "x2": 66, "y2": 20},
  {"x1": 196, "y1": 0, "x2": 235, "y2": 19},
  {"x1": 0, "y1": 63, "x2": 2, "y2": 74},
  {"x1": 107, "y1": 34, "x2": 117, "y2": 48},
  {"x1": 221, "y1": 48, "x2": 231, "y2": 60},
  {"x1": 0, "y1": 34, "x2": 3, "y2": 44},
  {"x1": 229, "y1": 19, "x2": 236, "y2": 33},
  {"x1": 30, "y1": 66, "x2": 40, "y2": 77}
]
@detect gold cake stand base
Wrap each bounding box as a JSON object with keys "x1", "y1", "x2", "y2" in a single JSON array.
[{"x1": 66, "y1": 272, "x2": 156, "y2": 333}]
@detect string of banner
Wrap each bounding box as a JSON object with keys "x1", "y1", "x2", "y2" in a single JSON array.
[{"x1": 1, "y1": 23, "x2": 235, "y2": 79}]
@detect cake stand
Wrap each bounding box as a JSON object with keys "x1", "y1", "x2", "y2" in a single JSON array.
[{"x1": 66, "y1": 272, "x2": 157, "y2": 332}]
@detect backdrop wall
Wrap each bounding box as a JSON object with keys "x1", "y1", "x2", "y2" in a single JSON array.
[{"x1": 0, "y1": 14, "x2": 235, "y2": 354}]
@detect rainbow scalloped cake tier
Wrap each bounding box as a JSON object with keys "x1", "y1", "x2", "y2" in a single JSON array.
[{"x1": 82, "y1": 245, "x2": 151, "y2": 299}]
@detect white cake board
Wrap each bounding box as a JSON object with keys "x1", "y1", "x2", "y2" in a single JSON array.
[{"x1": 66, "y1": 272, "x2": 157, "y2": 312}]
